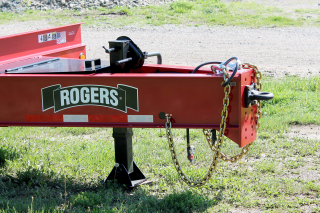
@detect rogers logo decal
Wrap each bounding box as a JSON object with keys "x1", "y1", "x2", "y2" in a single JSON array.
[{"x1": 41, "y1": 84, "x2": 139, "y2": 113}]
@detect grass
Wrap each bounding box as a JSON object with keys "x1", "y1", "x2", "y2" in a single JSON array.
[
  {"x1": 0, "y1": 0, "x2": 319, "y2": 27},
  {"x1": 0, "y1": 76, "x2": 319, "y2": 212},
  {"x1": 261, "y1": 76, "x2": 320, "y2": 132}
]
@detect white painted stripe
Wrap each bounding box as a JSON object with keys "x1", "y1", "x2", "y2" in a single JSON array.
[
  {"x1": 128, "y1": 115, "x2": 153, "y2": 123},
  {"x1": 63, "y1": 115, "x2": 88, "y2": 122}
]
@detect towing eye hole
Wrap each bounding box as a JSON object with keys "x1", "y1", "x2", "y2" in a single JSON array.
[{"x1": 244, "y1": 83, "x2": 274, "y2": 108}]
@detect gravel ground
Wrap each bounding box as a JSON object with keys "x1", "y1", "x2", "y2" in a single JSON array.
[
  {"x1": 83, "y1": 25, "x2": 320, "y2": 78},
  {"x1": 1, "y1": 0, "x2": 320, "y2": 77},
  {"x1": 1, "y1": 21, "x2": 319, "y2": 78}
]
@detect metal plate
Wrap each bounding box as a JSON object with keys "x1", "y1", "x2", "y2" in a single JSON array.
[{"x1": 0, "y1": 56, "x2": 109, "y2": 74}]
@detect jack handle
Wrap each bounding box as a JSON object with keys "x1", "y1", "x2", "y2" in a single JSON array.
[{"x1": 144, "y1": 52, "x2": 162, "y2": 64}]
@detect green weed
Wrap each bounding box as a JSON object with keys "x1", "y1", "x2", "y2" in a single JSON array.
[
  {"x1": 0, "y1": 0, "x2": 319, "y2": 27},
  {"x1": 260, "y1": 76, "x2": 320, "y2": 133},
  {"x1": 255, "y1": 160, "x2": 277, "y2": 173}
]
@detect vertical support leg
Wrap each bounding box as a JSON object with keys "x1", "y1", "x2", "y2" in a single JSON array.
[
  {"x1": 113, "y1": 128, "x2": 134, "y2": 173},
  {"x1": 105, "y1": 128, "x2": 147, "y2": 188}
]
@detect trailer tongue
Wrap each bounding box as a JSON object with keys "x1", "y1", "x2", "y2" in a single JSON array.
[{"x1": 0, "y1": 23, "x2": 273, "y2": 187}]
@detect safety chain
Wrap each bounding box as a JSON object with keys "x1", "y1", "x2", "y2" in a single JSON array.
[
  {"x1": 202, "y1": 63, "x2": 262, "y2": 162},
  {"x1": 165, "y1": 66, "x2": 231, "y2": 187},
  {"x1": 164, "y1": 64, "x2": 262, "y2": 187},
  {"x1": 203, "y1": 129, "x2": 253, "y2": 163},
  {"x1": 243, "y1": 63, "x2": 262, "y2": 130}
]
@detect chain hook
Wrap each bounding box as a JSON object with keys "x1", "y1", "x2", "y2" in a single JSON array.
[
  {"x1": 221, "y1": 65, "x2": 230, "y2": 83},
  {"x1": 165, "y1": 114, "x2": 172, "y2": 129}
]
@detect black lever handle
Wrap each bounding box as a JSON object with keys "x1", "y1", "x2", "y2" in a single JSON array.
[
  {"x1": 103, "y1": 46, "x2": 116, "y2": 53},
  {"x1": 116, "y1": 58, "x2": 133, "y2": 65}
]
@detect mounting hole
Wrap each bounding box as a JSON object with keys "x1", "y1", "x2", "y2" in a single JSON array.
[{"x1": 159, "y1": 112, "x2": 166, "y2": 119}]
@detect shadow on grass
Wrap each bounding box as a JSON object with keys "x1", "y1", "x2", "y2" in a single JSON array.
[
  {"x1": 126, "y1": 188, "x2": 222, "y2": 213},
  {"x1": 0, "y1": 167, "x2": 221, "y2": 212},
  {"x1": 0, "y1": 145, "x2": 19, "y2": 167}
]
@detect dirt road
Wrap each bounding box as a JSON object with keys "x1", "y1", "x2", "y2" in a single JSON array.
[
  {"x1": 1, "y1": 0, "x2": 320, "y2": 77},
  {"x1": 1, "y1": 22, "x2": 319, "y2": 78}
]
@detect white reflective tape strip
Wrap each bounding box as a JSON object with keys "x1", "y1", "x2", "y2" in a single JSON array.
[
  {"x1": 63, "y1": 115, "x2": 88, "y2": 122},
  {"x1": 128, "y1": 115, "x2": 153, "y2": 123}
]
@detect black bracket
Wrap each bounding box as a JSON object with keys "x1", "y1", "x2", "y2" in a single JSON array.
[
  {"x1": 244, "y1": 83, "x2": 274, "y2": 108},
  {"x1": 116, "y1": 36, "x2": 145, "y2": 69},
  {"x1": 106, "y1": 161, "x2": 148, "y2": 188},
  {"x1": 104, "y1": 127, "x2": 149, "y2": 188},
  {"x1": 105, "y1": 36, "x2": 145, "y2": 73},
  {"x1": 84, "y1": 58, "x2": 101, "y2": 71}
]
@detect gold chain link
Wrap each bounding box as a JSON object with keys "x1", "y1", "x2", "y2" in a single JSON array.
[
  {"x1": 164, "y1": 64, "x2": 262, "y2": 187},
  {"x1": 203, "y1": 129, "x2": 253, "y2": 163},
  {"x1": 243, "y1": 63, "x2": 262, "y2": 130}
]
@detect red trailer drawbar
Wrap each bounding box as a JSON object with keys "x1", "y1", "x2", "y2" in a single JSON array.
[{"x1": 0, "y1": 23, "x2": 273, "y2": 187}]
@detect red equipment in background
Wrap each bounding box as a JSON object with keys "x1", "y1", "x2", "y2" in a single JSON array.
[
  {"x1": 0, "y1": 23, "x2": 273, "y2": 187},
  {"x1": 0, "y1": 23, "x2": 86, "y2": 64}
]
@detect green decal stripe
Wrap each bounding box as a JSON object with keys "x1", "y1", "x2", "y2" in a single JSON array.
[
  {"x1": 42, "y1": 84, "x2": 61, "y2": 111},
  {"x1": 118, "y1": 85, "x2": 139, "y2": 111}
]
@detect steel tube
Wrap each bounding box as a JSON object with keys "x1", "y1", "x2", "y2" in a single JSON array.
[{"x1": 147, "y1": 52, "x2": 162, "y2": 64}]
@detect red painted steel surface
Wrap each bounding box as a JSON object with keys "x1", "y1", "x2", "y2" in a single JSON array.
[
  {"x1": 0, "y1": 23, "x2": 86, "y2": 65},
  {"x1": 0, "y1": 24, "x2": 259, "y2": 148},
  {"x1": 0, "y1": 64, "x2": 256, "y2": 147}
]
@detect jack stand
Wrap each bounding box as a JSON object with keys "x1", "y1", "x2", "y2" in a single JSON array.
[
  {"x1": 104, "y1": 38, "x2": 149, "y2": 188},
  {"x1": 105, "y1": 128, "x2": 149, "y2": 188}
]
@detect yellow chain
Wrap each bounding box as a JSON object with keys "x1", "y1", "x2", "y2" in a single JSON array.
[
  {"x1": 203, "y1": 129, "x2": 253, "y2": 163},
  {"x1": 205, "y1": 64, "x2": 262, "y2": 162},
  {"x1": 165, "y1": 67, "x2": 231, "y2": 187},
  {"x1": 164, "y1": 64, "x2": 263, "y2": 187},
  {"x1": 243, "y1": 63, "x2": 262, "y2": 130}
]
